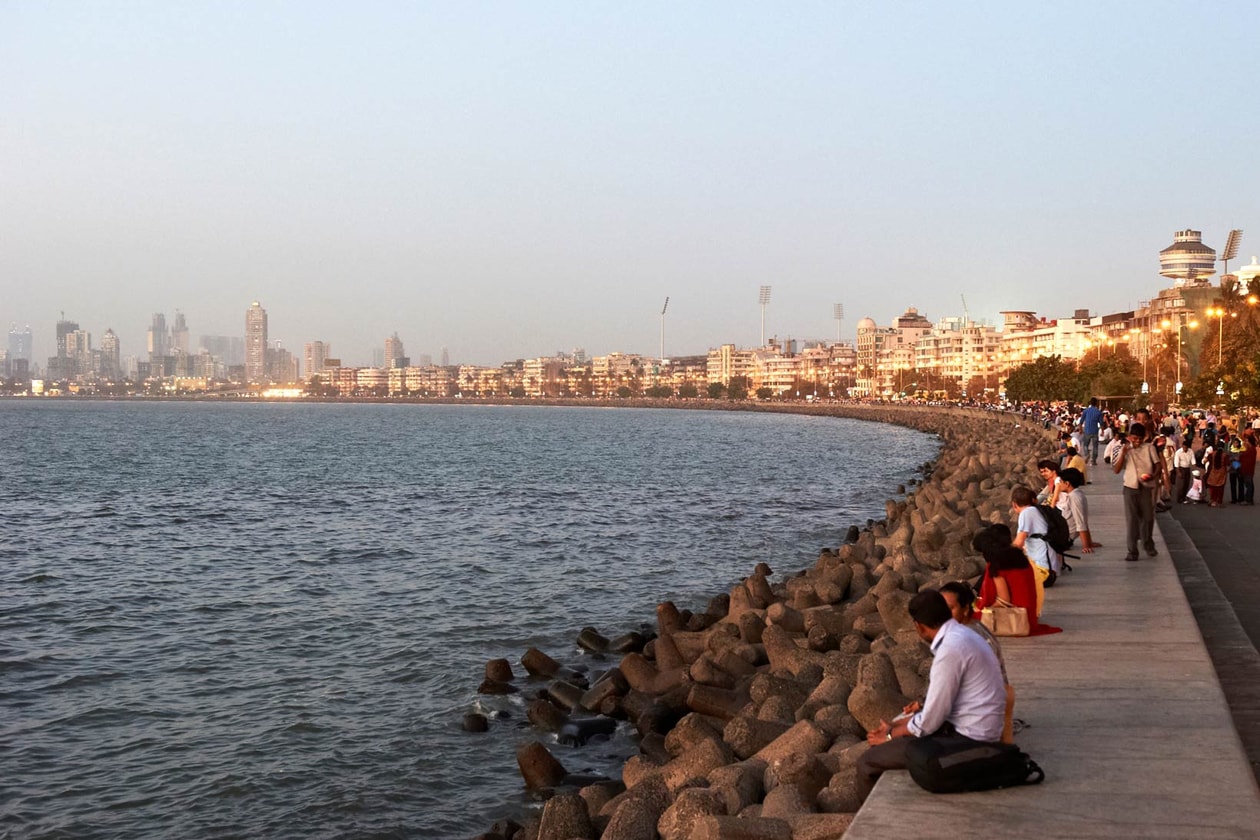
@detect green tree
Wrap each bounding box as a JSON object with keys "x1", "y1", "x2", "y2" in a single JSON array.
[
  {"x1": 644, "y1": 385, "x2": 673, "y2": 398},
  {"x1": 756, "y1": 387, "x2": 774, "y2": 400},
  {"x1": 706, "y1": 382, "x2": 726, "y2": 399},
  {"x1": 678, "y1": 384, "x2": 699, "y2": 399},
  {"x1": 616, "y1": 385, "x2": 633, "y2": 398},
  {"x1": 1076, "y1": 355, "x2": 1141, "y2": 402},
  {"x1": 1003, "y1": 356, "x2": 1082, "y2": 402}
]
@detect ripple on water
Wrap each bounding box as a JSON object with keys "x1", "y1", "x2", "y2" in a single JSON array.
[{"x1": 0, "y1": 402, "x2": 939, "y2": 839}]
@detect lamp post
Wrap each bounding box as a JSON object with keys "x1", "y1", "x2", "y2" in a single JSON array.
[
  {"x1": 1167, "y1": 314, "x2": 1199, "y2": 400},
  {"x1": 1206, "y1": 306, "x2": 1226, "y2": 367}
]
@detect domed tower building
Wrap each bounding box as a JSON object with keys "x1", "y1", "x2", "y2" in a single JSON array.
[
  {"x1": 1150, "y1": 229, "x2": 1221, "y2": 383},
  {"x1": 1160, "y1": 229, "x2": 1216, "y2": 286}
]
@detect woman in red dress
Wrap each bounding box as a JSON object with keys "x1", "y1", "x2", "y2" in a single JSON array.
[{"x1": 973, "y1": 526, "x2": 1063, "y2": 636}]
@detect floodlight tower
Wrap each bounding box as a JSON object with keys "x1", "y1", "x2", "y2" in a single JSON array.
[
  {"x1": 660, "y1": 297, "x2": 670, "y2": 361},
  {"x1": 759, "y1": 285, "x2": 772, "y2": 347},
  {"x1": 1221, "y1": 229, "x2": 1243, "y2": 279},
  {"x1": 833, "y1": 303, "x2": 844, "y2": 342}
]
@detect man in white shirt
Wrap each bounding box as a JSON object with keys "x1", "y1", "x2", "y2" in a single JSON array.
[
  {"x1": 1052, "y1": 467, "x2": 1096, "y2": 552},
  {"x1": 858, "y1": 590, "x2": 1006, "y2": 798},
  {"x1": 1173, "y1": 438, "x2": 1197, "y2": 503}
]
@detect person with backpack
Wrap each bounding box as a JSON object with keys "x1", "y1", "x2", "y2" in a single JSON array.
[
  {"x1": 1011, "y1": 486, "x2": 1059, "y2": 596},
  {"x1": 857, "y1": 590, "x2": 1007, "y2": 799},
  {"x1": 1112, "y1": 421, "x2": 1166, "y2": 561},
  {"x1": 1051, "y1": 467, "x2": 1097, "y2": 553}
]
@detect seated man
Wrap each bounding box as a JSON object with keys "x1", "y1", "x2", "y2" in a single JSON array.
[
  {"x1": 1050, "y1": 467, "x2": 1098, "y2": 552},
  {"x1": 1012, "y1": 485, "x2": 1058, "y2": 590},
  {"x1": 1035, "y1": 459, "x2": 1059, "y2": 504},
  {"x1": 857, "y1": 590, "x2": 1006, "y2": 798}
]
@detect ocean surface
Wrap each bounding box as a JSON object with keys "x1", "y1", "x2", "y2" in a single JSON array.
[{"x1": 0, "y1": 401, "x2": 939, "y2": 839}]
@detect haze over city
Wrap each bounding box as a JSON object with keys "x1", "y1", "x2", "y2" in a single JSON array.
[{"x1": 3, "y1": 2, "x2": 1258, "y2": 366}]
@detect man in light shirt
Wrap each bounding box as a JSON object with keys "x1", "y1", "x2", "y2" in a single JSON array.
[
  {"x1": 857, "y1": 590, "x2": 1006, "y2": 798},
  {"x1": 1173, "y1": 437, "x2": 1196, "y2": 503}
]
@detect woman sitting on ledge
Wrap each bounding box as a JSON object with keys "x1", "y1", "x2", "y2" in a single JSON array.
[{"x1": 972, "y1": 524, "x2": 1063, "y2": 636}]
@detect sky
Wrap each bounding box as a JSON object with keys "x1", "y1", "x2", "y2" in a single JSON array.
[{"x1": 3, "y1": 1, "x2": 1258, "y2": 367}]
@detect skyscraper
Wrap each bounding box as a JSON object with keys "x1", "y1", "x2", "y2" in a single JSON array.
[
  {"x1": 384, "y1": 332, "x2": 406, "y2": 368},
  {"x1": 148, "y1": 313, "x2": 169, "y2": 360},
  {"x1": 56, "y1": 316, "x2": 79, "y2": 358},
  {"x1": 245, "y1": 301, "x2": 268, "y2": 383},
  {"x1": 171, "y1": 311, "x2": 189, "y2": 355},
  {"x1": 8, "y1": 324, "x2": 32, "y2": 363},
  {"x1": 304, "y1": 341, "x2": 329, "y2": 380},
  {"x1": 100, "y1": 329, "x2": 121, "y2": 379}
]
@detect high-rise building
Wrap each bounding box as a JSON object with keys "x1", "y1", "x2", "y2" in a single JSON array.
[
  {"x1": 171, "y1": 311, "x2": 189, "y2": 354},
  {"x1": 266, "y1": 341, "x2": 298, "y2": 383},
  {"x1": 56, "y1": 316, "x2": 79, "y2": 358},
  {"x1": 8, "y1": 324, "x2": 32, "y2": 363},
  {"x1": 245, "y1": 301, "x2": 268, "y2": 383},
  {"x1": 65, "y1": 329, "x2": 93, "y2": 376},
  {"x1": 100, "y1": 329, "x2": 121, "y2": 380},
  {"x1": 384, "y1": 332, "x2": 407, "y2": 368},
  {"x1": 441, "y1": 346, "x2": 449, "y2": 367},
  {"x1": 148, "y1": 313, "x2": 169, "y2": 360},
  {"x1": 304, "y1": 340, "x2": 330, "y2": 380},
  {"x1": 199, "y1": 335, "x2": 245, "y2": 367}
]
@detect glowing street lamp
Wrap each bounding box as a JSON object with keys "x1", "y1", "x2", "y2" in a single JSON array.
[
  {"x1": 1170, "y1": 315, "x2": 1198, "y2": 399},
  {"x1": 1206, "y1": 306, "x2": 1227, "y2": 366}
]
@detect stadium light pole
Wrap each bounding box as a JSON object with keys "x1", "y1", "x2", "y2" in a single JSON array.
[
  {"x1": 833, "y1": 303, "x2": 844, "y2": 343},
  {"x1": 1221, "y1": 229, "x2": 1243, "y2": 279},
  {"x1": 759, "y1": 286, "x2": 772, "y2": 347},
  {"x1": 660, "y1": 297, "x2": 669, "y2": 362}
]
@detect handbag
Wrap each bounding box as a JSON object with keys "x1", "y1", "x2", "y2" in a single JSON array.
[{"x1": 980, "y1": 599, "x2": 1030, "y2": 637}]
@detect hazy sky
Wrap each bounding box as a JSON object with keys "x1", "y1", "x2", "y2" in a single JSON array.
[{"x1": 3, "y1": 1, "x2": 1258, "y2": 367}]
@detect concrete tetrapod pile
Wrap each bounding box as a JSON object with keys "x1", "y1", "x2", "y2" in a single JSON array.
[{"x1": 471, "y1": 407, "x2": 1055, "y2": 840}]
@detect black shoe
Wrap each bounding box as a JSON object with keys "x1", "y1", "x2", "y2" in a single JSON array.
[
  {"x1": 1145, "y1": 546, "x2": 1158, "y2": 557},
  {"x1": 1125, "y1": 555, "x2": 1140, "y2": 562}
]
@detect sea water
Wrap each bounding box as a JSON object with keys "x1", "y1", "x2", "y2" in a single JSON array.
[{"x1": 0, "y1": 401, "x2": 939, "y2": 838}]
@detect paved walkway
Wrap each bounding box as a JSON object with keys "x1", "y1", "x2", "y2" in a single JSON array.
[
  {"x1": 1165, "y1": 494, "x2": 1260, "y2": 781},
  {"x1": 846, "y1": 464, "x2": 1260, "y2": 839}
]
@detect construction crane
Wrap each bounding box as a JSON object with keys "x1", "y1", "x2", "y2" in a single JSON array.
[{"x1": 960, "y1": 294, "x2": 969, "y2": 326}]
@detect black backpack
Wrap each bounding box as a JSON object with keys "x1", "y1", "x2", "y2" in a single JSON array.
[
  {"x1": 906, "y1": 735, "x2": 1045, "y2": 793},
  {"x1": 1032, "y1": 504, "x2": 1073, "y2": 555}
]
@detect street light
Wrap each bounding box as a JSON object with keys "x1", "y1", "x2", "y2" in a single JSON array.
[
  {"x1": 1206, "y1": 306, "x2": 1226, "y2": 366},
  {"x1": 1170, "y1": 315, "x2": 1199, "y2": 399}
]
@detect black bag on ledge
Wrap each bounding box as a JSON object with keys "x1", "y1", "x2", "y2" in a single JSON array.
[{"x1": 905, "y1": 735, "x2": 1045, "y2": 793}]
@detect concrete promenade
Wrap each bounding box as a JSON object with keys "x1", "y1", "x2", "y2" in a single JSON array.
[{"x1": 846, "y1": 460, "x2": 1260, "y2": 838}]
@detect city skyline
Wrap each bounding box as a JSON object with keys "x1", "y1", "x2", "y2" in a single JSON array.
[{"x1": 4, "y1": 4, "x2": 1259, "y2": 365}]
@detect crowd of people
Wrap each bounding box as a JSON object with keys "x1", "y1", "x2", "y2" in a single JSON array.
[{"x1": 857, "y1": 396, "x2": 1260, "y2": 794}]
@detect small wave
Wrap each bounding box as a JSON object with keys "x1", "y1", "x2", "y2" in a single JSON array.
[
  {"x1": 48, "y1": 671, "x2": 125, "y2": 690},
  {"x1": 20, "y1": 573, "x2": 59, "y2": 583}
]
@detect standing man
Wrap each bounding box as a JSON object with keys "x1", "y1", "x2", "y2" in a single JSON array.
[
  {"x1": 857, "y1": 590, "x2": 1006, "y2": 799},
  {"x1": 1113, "y1": 421, "x2": 1167, "y2": 562},
  {"x1": 1173, "y1": 437, "x2": 1196, "y2": 504},
  {"x1": 1081, "y1": 397, "x2": 1103, "y2": 465}
]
